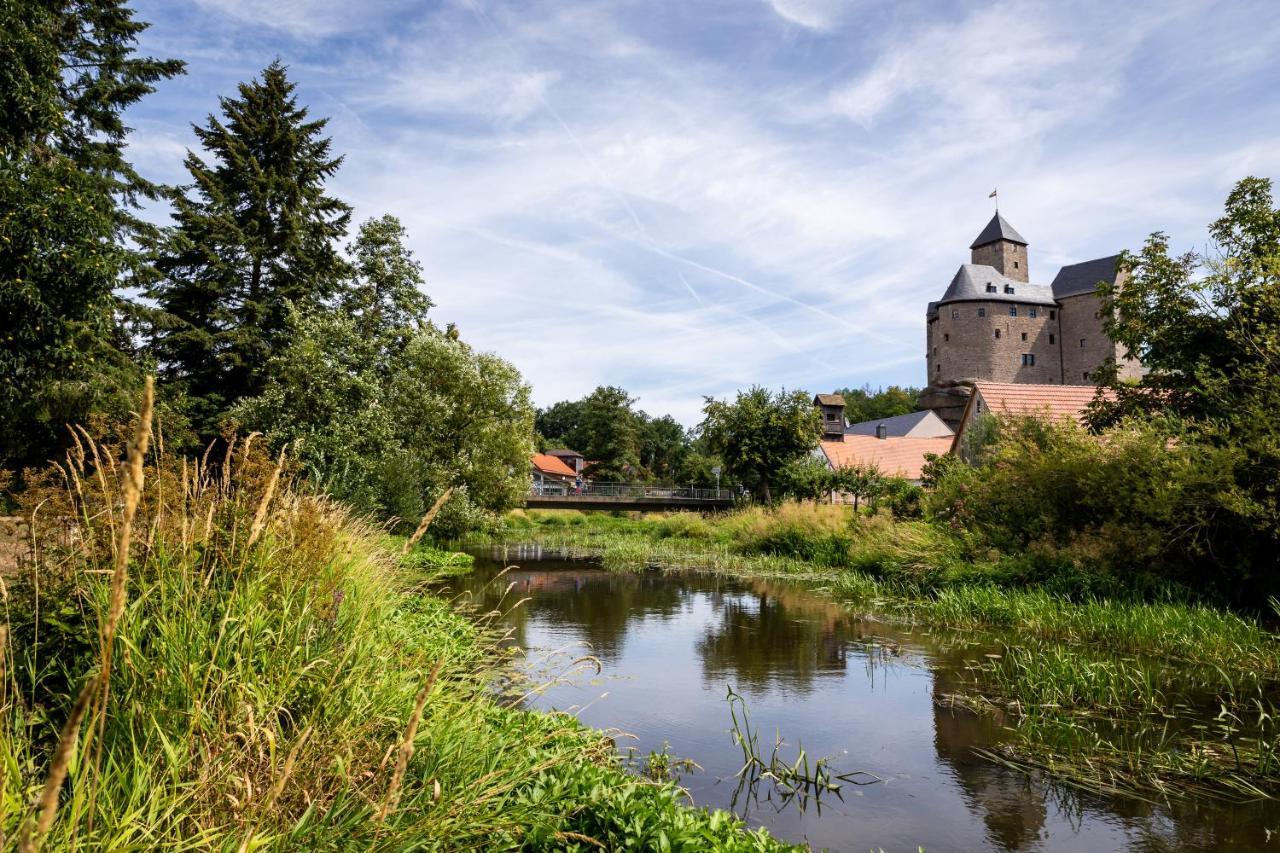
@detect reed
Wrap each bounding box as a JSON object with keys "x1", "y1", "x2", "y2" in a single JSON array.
[{"x1": 1, "y1": 388, "x2": 791, "y2": 850}]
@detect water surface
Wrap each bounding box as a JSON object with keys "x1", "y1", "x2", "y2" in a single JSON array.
[{"x1": 446, "y1": 547, "x2": 1276, "y2": 852}]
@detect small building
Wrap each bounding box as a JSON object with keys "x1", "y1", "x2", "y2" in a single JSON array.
[
  {"x1": 817, "y1": 434, "x2": 954, "y2": 485},
  {"x1": 951, "y1": 381, "x2": 1114, "y2": 452},
  {"x1": 845, "y1": 410, "x2": 954, "y2": 440},
  {"x1": 531, "y1": 453, "x2": 578, "y2": 494},
  {"x1": 546, "y1": 448, "x2": 587, "y2": 475},
  {"x1": 813, "y1": 394, "x2": 847, "y2": 441}
]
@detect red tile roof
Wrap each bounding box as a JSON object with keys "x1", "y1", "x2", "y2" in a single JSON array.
[
  {"x1": 971, "y1": 382, "x2": 1112, "y2": 425},
  {"x1": 819, "y1": 435, "x2": 954, "y2": 481},
  {"x1": 531, "y1": 453, "x2": 577, "y2": 478}
]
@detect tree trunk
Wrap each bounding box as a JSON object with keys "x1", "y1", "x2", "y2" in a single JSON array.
[{"x1": 761, "y1": 479, "x2": 772, "y2": 504}]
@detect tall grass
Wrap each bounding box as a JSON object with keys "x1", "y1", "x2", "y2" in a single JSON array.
[{"x1": 1, "y1": 397, "x2": 796, "y2": 850}]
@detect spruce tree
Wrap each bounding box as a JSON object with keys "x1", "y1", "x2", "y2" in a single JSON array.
[
  {"x1": 148, "y1": 62, "x2": 352, "y2": 435},
  {"x1": 0, "y1": 0, "x2": 183, "y2": 468}
]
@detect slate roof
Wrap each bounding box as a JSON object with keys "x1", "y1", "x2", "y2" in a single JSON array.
[
  {"x1": 1051, "y1": 254, "x2": 1121, "y2": 300},
  {"x1": 819, "y1": 435, "x2": 954, "y2": 482},
  {"x1": 846, "y1": 410, "x2": 954, "y2": 438},
  {"x1": 531, "y1": 453, "x2": 577, "y2": 478},
  {"x1": 546, "y1": 448, "x2": 584, "y2": 460},
  {"x1": 930, "y1": 264, "x2": 1057, "y2": 314},
  {"x1": 814, "y1": 394, "x2": 846, "y2": 406},
  {"x1": 970, "y1": 213, "x2": 1028, "y2": 249}
]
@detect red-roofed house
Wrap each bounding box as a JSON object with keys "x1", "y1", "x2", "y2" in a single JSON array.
[
  {"x1": 952, "y1": 381, "x2": 1114, "y2": 451},
  {"x1": 817, "y1": 434, "x2": 954, "y2": 485},
  {"x1": 531, "y1": 453, "x2": 578, "y2": 494}
]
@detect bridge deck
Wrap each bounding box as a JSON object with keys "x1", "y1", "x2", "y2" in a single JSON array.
[{"x1": 525, "y1": 482, "x2": 733, "y2": 512}]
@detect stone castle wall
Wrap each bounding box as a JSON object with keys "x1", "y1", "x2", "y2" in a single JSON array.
[
  {"x1": 970, "y1": 242, "x2": 1028, "y2": 282},
  {"x1": 929, "y1": 300, "x2": 1060, "y2": 385}
]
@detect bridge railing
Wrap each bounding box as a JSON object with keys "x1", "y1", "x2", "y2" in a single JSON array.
[{"x1": 530, "y1": 481, "x2": 732, "y2": 502}]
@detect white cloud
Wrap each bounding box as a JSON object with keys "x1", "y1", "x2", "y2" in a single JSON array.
[{"x1": 764, "y1": 0, "x2": 858, "y2": 30}]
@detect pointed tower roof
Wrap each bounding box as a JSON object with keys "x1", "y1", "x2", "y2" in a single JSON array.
[{"x1": 970, "y1": 212, "x2": 1027, "y2": 249}]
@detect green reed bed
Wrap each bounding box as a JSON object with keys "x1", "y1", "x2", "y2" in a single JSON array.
[{"x1": 2, "y1": 399, "x2": 795, "y2": 850}]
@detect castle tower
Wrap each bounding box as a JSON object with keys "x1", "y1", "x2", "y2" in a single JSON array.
[{"x1": 969, "y1": 212, "x2": 1029, "y2": 283}]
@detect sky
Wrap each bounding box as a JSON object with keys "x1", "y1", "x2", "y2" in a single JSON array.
[{"x1": 126, "y1": 0, "x2": 1280, "y2": 424}]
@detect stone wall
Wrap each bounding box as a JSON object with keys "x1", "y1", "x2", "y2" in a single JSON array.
[
  {"x1": 970, "y1": 241, "x2": 1029, "y2": 282},
  {"x1": 929, "y1": 300, "x2": 1061, "y2": 385}
]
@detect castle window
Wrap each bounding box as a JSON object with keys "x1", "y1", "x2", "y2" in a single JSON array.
[
  {"x1": 1083, "y1": 371, "x2": 1090, "y2": 380},
  {"x1": 1009, "y1": 306, "x2": 1017, "y2": 317},
  {"x1": 1014, "y1": 261, "x2": 1019, "y2": 269},
  {"x1": 994, "y1": 328, "x2": 1001, "y2": 339},
  {"x1": 944, "y1": 333, "x2": 949, "y2": 341},
  {"x1": 1029, "y1": 308, "x2": 1038, "y2": 318},
  {"x1": 977, "y1": 307, "x2": 986, "y2": 317},
  {"x1": 952, "y1": 309, "x2": 959, "y2": 319},
  {"x1": 1050, "y1": 310, "x2": 1056, "y2": 320},
  {"x1": 985, "y1": 283, "x2": 996, "y2": 293},
  {"x1": 1021, "y1": 332, "x2": 1027, "y2": 341},
  {"x1": 1049, "y1": 334, "x2": 1055, "y2": 344},
  {"x1": 1079, "y1": 338, "x2": 1086, "y2": 348},
  {"x1": 936, "y1": 363, "x2": 941, "y2": 373},
  {"x1": 1004, "y1": 284, "x2": 1015, "y2": 294},
  {"x1": 1022, "y1": 353, "x2": 1035, "y2": 366}
]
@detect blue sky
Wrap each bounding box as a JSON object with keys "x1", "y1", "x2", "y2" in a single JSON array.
[{"x1": 126, "y1": 0, "x2": 1280, "y2": 424}]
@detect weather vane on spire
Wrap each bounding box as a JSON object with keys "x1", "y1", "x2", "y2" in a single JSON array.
[{"x1": 989, "y1": 187, "x2": 998, "y2": 211}]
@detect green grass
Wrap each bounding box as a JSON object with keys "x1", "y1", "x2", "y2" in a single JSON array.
[{"x1": 3, "y1": 442, "x2": 797, "y2": 850}]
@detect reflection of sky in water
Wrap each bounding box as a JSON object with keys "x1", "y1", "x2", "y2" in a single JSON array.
[{"x1": 450, "y1": 556, "x2": 1277, "y2": 853}]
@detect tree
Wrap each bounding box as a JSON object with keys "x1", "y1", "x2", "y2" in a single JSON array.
[
  {"x1": 0, "y1": 0, "x2": 183, "y2": 468},
  {"x1": 536, "y1": 399, "x2": 587, "y2": 451},
  {"x1": 639, "y1": 414, "x2": 689, "y2": 482},
  {"x1": 340, "y1": 214, "x2": 432, "y2": 358},
  {"x1": 834, "y1": 385, "x2": 920, "y2": 424},
  {"x1": 700, "y1": 387, "x2": 820, "y2": 503},
  {"x1": 386, "y1": 333, "x2": 535, "y2": 535},
  {"x1": 577, "y1": 386, "x2": 642, "y2": 480},
  {"x1": 1087, "y1": 177, "x2": 1280, "y2": 589},
  {"x1": 148, "y1": 62, "x2": 352, "y2": 436}
]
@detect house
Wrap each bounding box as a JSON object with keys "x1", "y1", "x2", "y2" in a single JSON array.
[
  {"x1": 812, "y1": 396, "x2": 954, "y2": 485},
  {"x1": 845, "y1": 409, "x2": 954, "y2": 439},
  {"x1": 817, "y1": 434, "x2": 954, "y2": 484},
  {"x1": 531, "y1": 453, "x2": 578, "y2": 494},
  {"x1": 951, "y1": 381, "x2": 1113, "y2": 452},
  {"x1": 545, "y1": 448, "x2": 587, "y2": 475}
]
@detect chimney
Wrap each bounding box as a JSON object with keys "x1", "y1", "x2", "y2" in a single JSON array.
[{"x1": 875, "y1": 423, "x2": 888, "y2": 440}]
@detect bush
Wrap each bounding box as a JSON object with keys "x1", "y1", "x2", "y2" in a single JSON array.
[{"x1": 728, "y1": 502, "x2": 854, "y2": 566}]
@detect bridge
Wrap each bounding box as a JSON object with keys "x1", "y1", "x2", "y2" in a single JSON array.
[{"x1": 526, "y1": 482, "x2": 735, "y2": 512}]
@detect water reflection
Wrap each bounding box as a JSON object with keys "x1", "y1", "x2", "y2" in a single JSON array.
[{"x1": 446, "y1": 551, "x2": 1279, "y2": 852}]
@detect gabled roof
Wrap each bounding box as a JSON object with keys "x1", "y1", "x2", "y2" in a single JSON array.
[
  {"x1": 546, "y1": 448, "x2": 584, "y2": 459},
  {"x1": 1051, "y1": 254, "x2": 1121, "y2": 299},
  {"x1": 818, "y1": 435, "x2": 954, "y2": 482},
  {"x1": 970, "y1": 212, "x2": 1028, "y2": 249},
  {"x1": 814, "y1": 393, "x2": 846, "y2": 406},
  {"x1": 969, "y1": 382, "x2": 1114, "y2": 426},
  {"x1": 531, "y1": 453, "x2": 577, "y2": 478},
  {"x1": 846, "y1": 410, "x2": 954, "y2": 438},
  {"x1": 932, "y1": 264, "x2": 1057, "y2": 313}
]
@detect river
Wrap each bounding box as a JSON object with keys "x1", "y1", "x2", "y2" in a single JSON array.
[{"x1": 445, "y1": 547, "x2": 1274, "y2": 851}]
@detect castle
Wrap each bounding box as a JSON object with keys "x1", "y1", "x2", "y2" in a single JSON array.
[{"x1": 921, "y1": 212, "x2": 1141, "y2": 425}]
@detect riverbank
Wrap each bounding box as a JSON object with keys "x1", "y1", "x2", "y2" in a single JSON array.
[
  {"x1": 471, "y1": 505, "x2": 1280, "y2": 803},
  {"x1": 3, "y1": 444, "x2": 794, "y2": 850}
]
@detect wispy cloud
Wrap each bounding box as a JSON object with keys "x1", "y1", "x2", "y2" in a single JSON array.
[{"x1": 129, "y1": 0, "x2": 1280, "y2": 422}]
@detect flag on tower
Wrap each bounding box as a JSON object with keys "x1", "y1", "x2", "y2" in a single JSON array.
[{"x1": 989, "y1": 188, "x2": 998, "y2": 198}]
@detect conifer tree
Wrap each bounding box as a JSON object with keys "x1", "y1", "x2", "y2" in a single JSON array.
[
  {"x1": 0, "y1": 0, "x2": 183, "y2": 468},
  {"x1": 148, "y1": 62, "x2": 352, "y2": 434}
]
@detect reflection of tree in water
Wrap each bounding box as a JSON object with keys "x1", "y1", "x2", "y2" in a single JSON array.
[
  {"x1": 929, "y1": 642, "x2": 1276, "y2": 852},
  {"x1": 695, "y1": 587, "x2": 849, "y2": 694},
  {"x1": 447, "y1": 559, "x2": 688, "y2": 662}
]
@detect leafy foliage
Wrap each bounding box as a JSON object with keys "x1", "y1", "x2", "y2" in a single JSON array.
[
  {"x1": 701, "y1": 387, "x2": 820, "y2": 502},
  {"x1": 0, "y1": 0, "x2": 182, "y2": 468},
  {"x1": 148, "y1": 61, "x2": 352, "y2": 435},
  {"x1": 832, "y1": 384, "x2": 920, "y2": 424}
]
